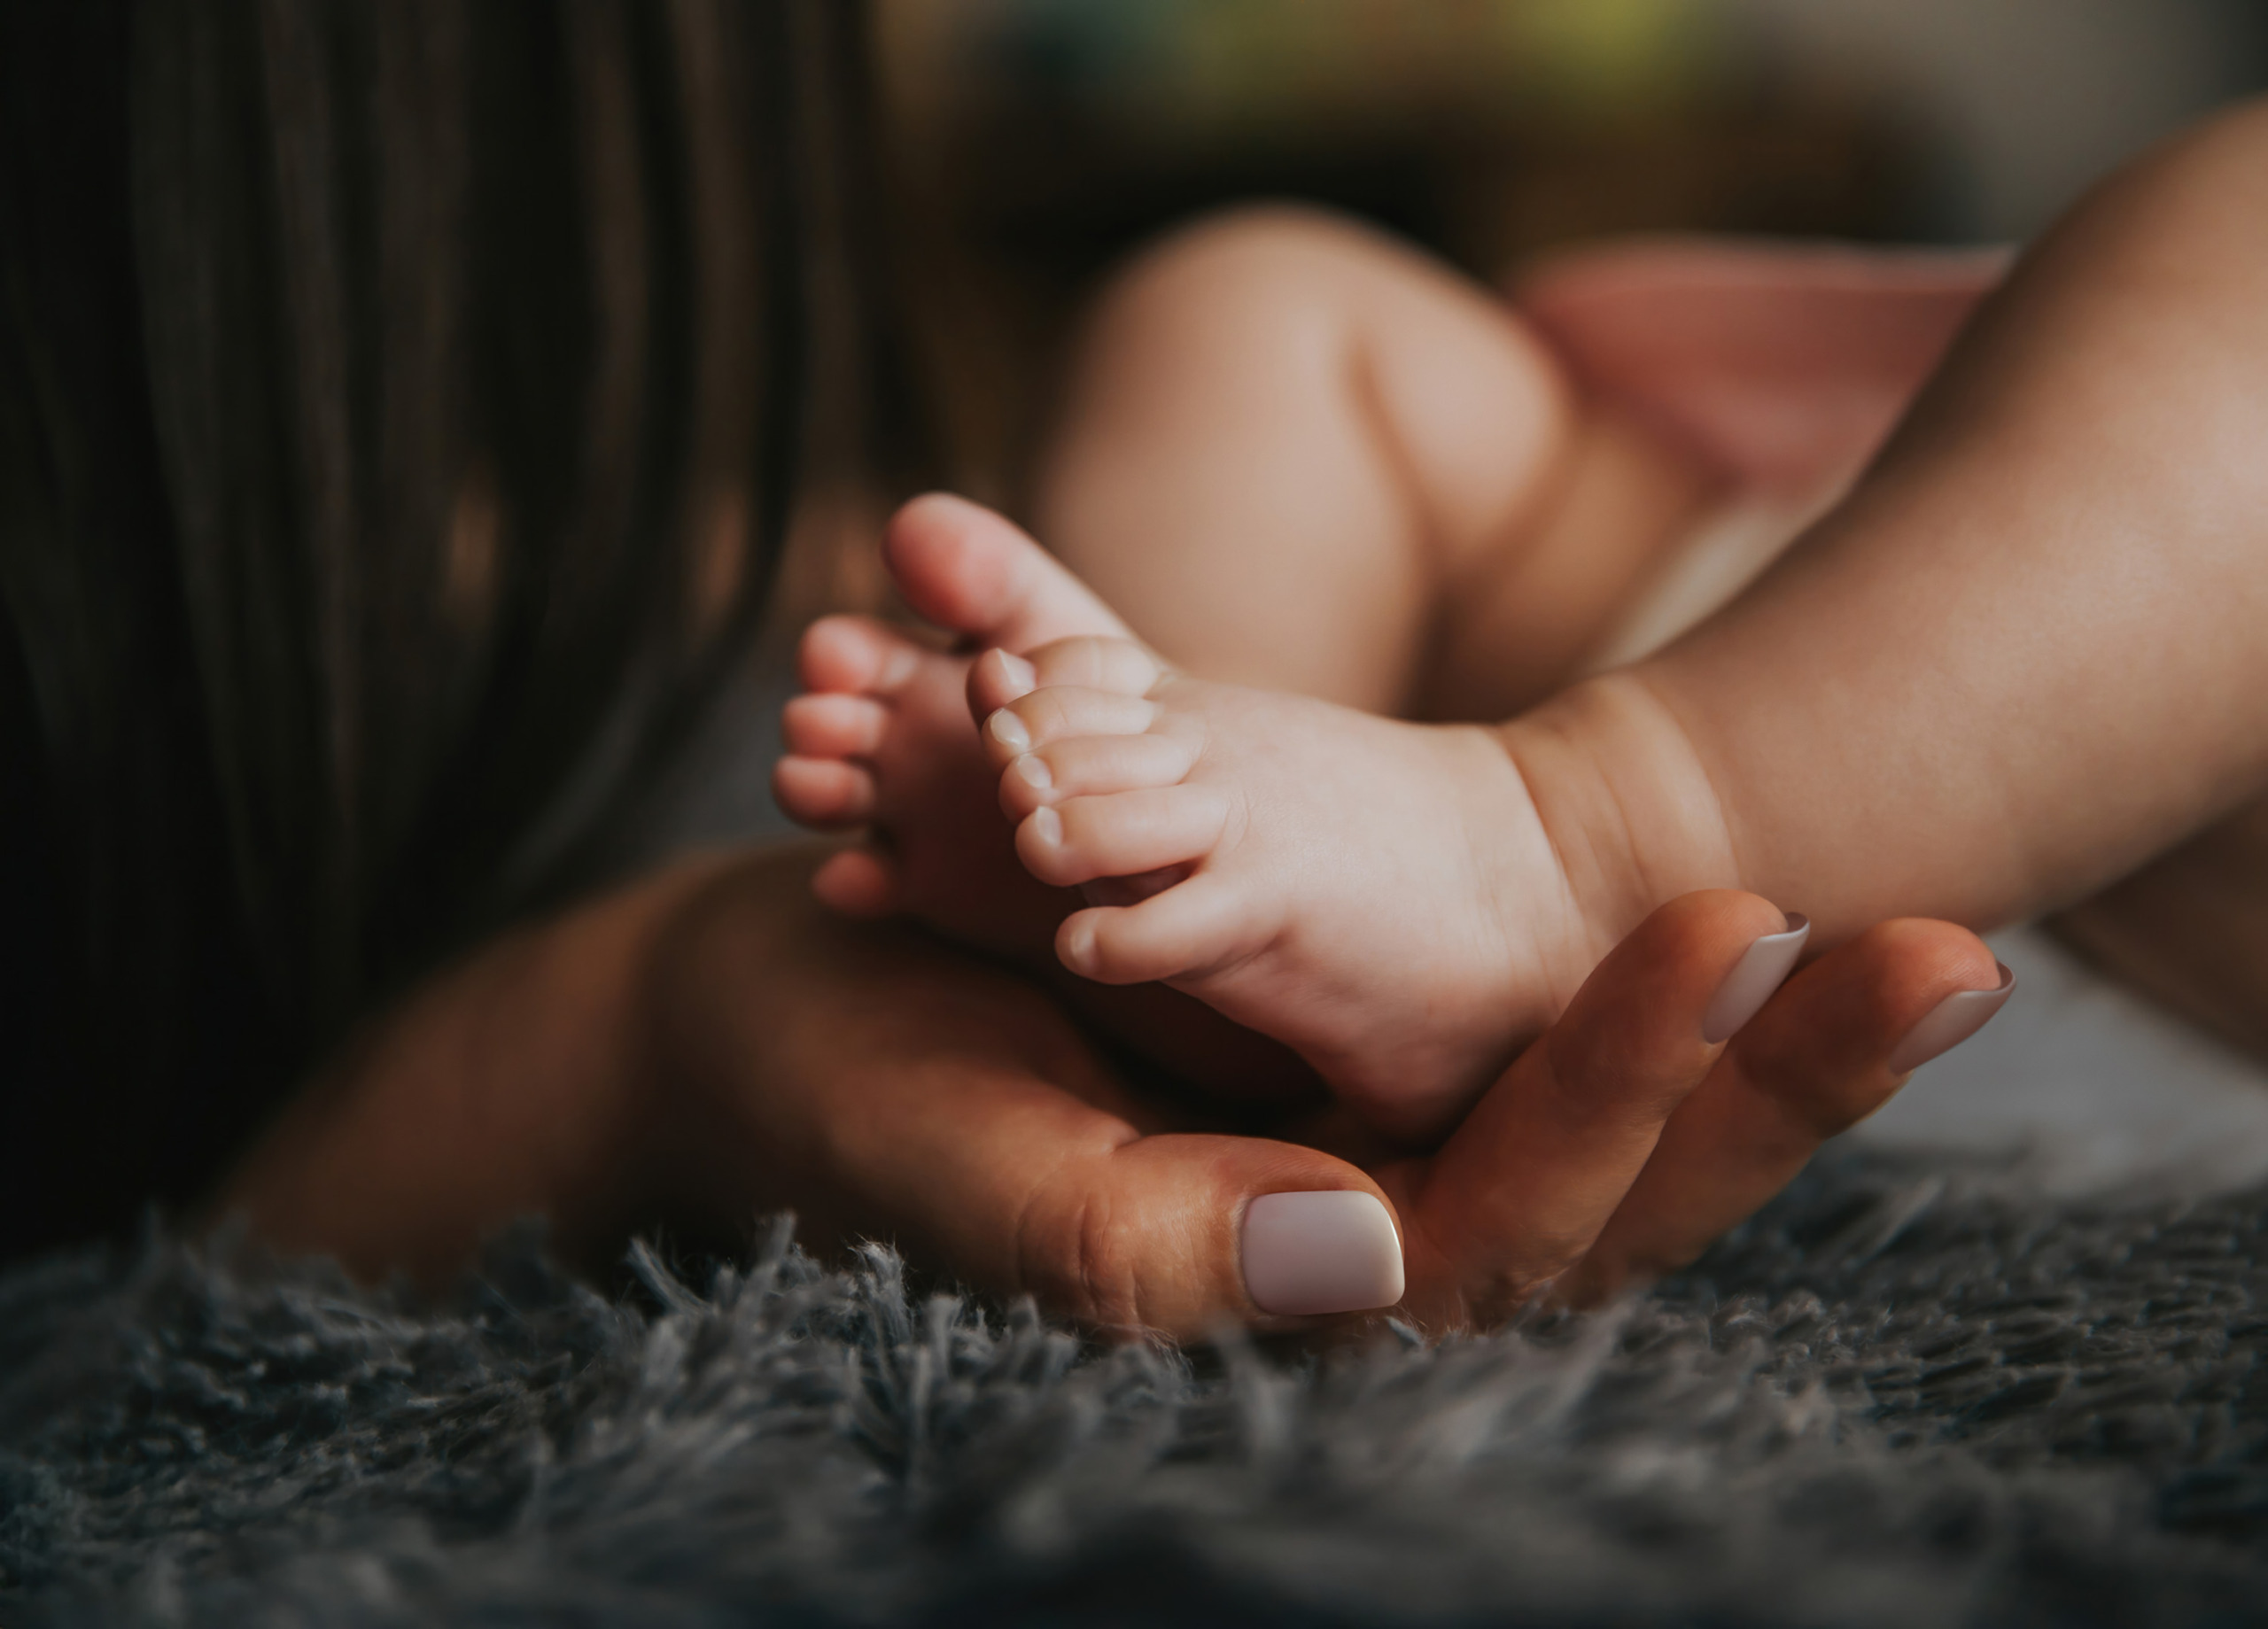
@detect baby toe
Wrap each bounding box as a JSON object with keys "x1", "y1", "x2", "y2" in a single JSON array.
[
  {"x1": 883, "y1": 493, "x2": 1134, "y2": 651},
  {"x1": 1023, "y1": 635, "x2": 1163, "y2": 698},
  {"x1": 998, "y1": 733, "x2": 1198, "y2": 820},
  {"x1": 1058, "y1": 874, "x2": 1263, "y2": 985},
  {"x1": 782, "y1": 693, "x2": 888, "y2": 759},
  {"x1": 967, "y1": 648, "x2": 1039, "y2": 718},
  {"x1": 1015, "y1": 785, "x2": 1230, "y2": 888},
  {"x1": 772, "y1": 756, "x2": 877, "y2": 828},
  {"x1": 812, "y1": 845, "x2": 903, "y2": 917},
  {"x1": 983, "y1": 686, "x2": 1158, "y2": 767},
  {"x1": 796, "y1": 615, "x2": 921, "y2": 696}
]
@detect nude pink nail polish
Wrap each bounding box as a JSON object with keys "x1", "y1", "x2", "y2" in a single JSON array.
[
  {"x1": 1241, "y1": 1191, "x2": 1405, "y2": 1316},
  {"x1": 1888, "y1": 963, "x2": 2016, "y2": 1073},
  {"x1": 1701, "y1": 913, "x2": 1810, "y2": 1043}
]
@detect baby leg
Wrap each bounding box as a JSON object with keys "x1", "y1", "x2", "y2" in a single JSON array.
[
  {"x1": 1031, "y1": 206, "x2": 1724, "y2": 718},
  {"x1": 780, "y1": 216, "x2": 1728, "y2": 1119},
  {"x1": 959, "y1": 112, "x2": 2268, "y2": 1129},
  {"x1": 1530, "y1": 97, "x2": 2268, "y2": 954}
]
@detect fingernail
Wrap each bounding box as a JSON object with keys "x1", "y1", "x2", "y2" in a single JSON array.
[
  {"x1": 1013, "y1": 753, "x2": 1052, "y2": 790},
  {"x1": 1888, "y1": 963, "x2": 2016, "y2": 1073},
  {"x1": 988, "y1": 710, "x2": 1030, "y2": 752},
  {"x1": 1060, "y1": 917, "x2": 1098, "y2": 975},
  {"x1": 988, "y1": 648, "x2": 1037, "y2": 701},
  {"x1": 1702, "y1": 912, "x2": 1811, "y2": 1043},
  {"x1": 1029, "y1": 805, "x2": 1062, "y2": 847},
  {"x1": 1242, "y1": 1191, "x2": 1406, "y2": 1316}
]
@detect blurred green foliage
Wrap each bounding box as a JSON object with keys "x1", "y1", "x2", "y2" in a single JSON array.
[{"x1": 899, "y1": 0, "x2": 1729, "y2": 144}]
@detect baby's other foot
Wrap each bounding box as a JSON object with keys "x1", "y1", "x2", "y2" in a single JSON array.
[
  {"x1": 773, "y1": 494, "x2": 1137, "y2": 955},
  {"x1": 772, "y1": 613, "x2": 1061, "y2": 954},
  {"x1": 977, "y1": 637, "x2": 1604, "y2": 1143},
  {"x1": 776, "y1": 497, "x2": 1324, "y2": 1103}
]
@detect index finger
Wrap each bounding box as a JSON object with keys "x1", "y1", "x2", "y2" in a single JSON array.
[
  {"x1": 1380, "y1": 890, "x2": 1798, "y2": 1331},
  {"x1": 1561, "y1": 917, "x2": 2010, "y2": 1303}
]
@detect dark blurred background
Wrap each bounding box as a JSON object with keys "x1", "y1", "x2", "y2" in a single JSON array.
[{"x1": 869, "y1": 0, "x2": 2268, "y2": 502}]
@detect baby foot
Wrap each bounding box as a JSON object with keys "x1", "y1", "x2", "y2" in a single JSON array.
[
  {"x1": 973, "y1": 636, "x2": 1603, "y2": 1143},
  {"x1": 772, "y1": 493, "x2": 1137, "y2": 956},
  {"x1": 776, "y1": 494, "x2": 1329, "y2": 1104}
]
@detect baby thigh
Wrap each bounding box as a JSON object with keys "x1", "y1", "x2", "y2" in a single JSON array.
[{"x1": 1030, "y1": 206, "x2": 1588, "y2": 715}]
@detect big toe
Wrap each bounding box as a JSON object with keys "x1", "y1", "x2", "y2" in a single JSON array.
[{"x1": 885, "y1": 493, "x2": 1134, "y2": 654}]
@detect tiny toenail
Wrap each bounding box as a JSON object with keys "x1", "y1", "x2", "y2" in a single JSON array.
[
  {"x1": 994, "y1": 649, "x2": 1037, "y2": 697},
  {"x1": 879, "y1": 645, "x2": 920, "y2": 687},
  {"x1": 988, "y1": 710, "x2": 1030, "y2": 752},
  {"x1": 1064, "y1": 919, "x2": 1097, "y2": 974},
  {"x1": 1014, "y1": 754, "x2": 1052, "y2": 790},
  {"x1": 1029, "y1": 806, "x2": 1062, "y2": 846}
]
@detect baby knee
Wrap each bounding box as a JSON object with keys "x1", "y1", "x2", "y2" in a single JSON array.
[{"x1": 1088, "y1": 203, "x2": 1402, "y2": 343}]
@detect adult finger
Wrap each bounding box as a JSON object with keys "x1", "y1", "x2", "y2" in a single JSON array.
[
  {"x1": 1380, "y1": 889, "x2": 1801, "y2": 1332},
  {"x1": 1564, "y1": 918, "x2": 2011, "y2": 1302},
  {"x1": 652, "y1": 852, "x2": 1406, "y2": 1341}
]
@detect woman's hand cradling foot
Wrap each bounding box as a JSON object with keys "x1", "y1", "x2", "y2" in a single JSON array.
[
  {"x1": 651, "y1": 855, "x2": 2013, "y2": 1340},
  {"x1": 221, "y1": 837, "x2": 2010, "y2": 1340},
  {"x1": 1379, "y1": 891, "x2": 2011, "y2": 1325}
]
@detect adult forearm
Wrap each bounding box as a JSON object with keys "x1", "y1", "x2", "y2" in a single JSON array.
[{"x1": 212, "y1": 852, "x2": 736, "y2": 1284}]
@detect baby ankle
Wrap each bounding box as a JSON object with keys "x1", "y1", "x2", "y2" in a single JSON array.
[{"x1": 1492, "y1": 673, "x2": 1742, "y2": 959}]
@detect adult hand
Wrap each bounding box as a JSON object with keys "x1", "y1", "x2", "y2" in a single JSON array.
[
  {"x1": 653, "y1": 854, "x2": 2010, "y2": 1338},
  {"x1": 1379, "y1": 890, "x2": 2010, "y2": 1325}
]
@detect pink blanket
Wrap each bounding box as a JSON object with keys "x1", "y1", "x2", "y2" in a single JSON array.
[{"x1": 1515, "y1": 237, "x2": 2013, "y2": 498}]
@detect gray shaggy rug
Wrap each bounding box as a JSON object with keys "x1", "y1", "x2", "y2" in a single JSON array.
[{"x1": 4, "y1": 1152, "x2": 2267, "y2": 1627}]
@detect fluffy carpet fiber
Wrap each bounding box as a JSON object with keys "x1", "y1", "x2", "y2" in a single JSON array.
[{"x1": 4, "y1": 1152, "x2": 2267, "y2": 1626}]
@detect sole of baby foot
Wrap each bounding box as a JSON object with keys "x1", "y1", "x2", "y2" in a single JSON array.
[
  {"x1": 774, "y1": 612, "x2": 1074, "y2": 957},
  {"x1": 771, "y1": 495, "x2": 1148, "y2": 957},
  {"x1": 979, "y1": 653, "x2": 1615, "y2": 1145}
]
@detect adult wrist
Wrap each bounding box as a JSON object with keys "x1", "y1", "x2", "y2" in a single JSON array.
[{"x1": 212, "y1": 850, "x2": 742, "y2": 1283}]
